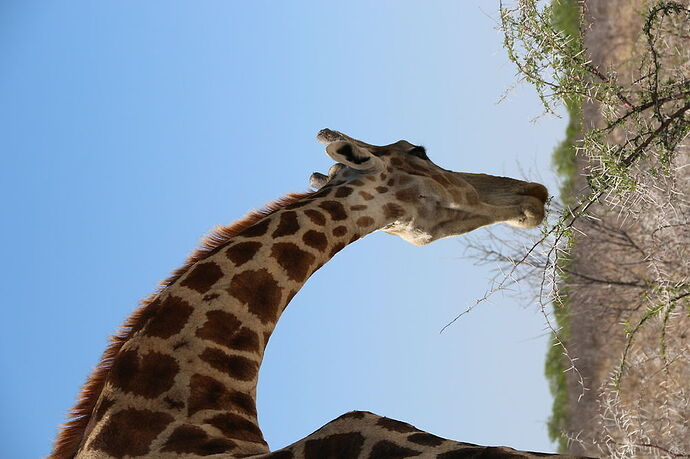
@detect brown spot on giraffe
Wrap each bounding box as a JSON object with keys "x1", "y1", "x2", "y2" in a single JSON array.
[
  {"x1": 329, "y1": 242, "x2": 346, "y2": 257},
  {"x1": 226, "y1": 241, "x2": 262, "y2": 266},
  {"x1": 188, "y1": 374, "x2": 257, "y2": 416},
  {"x1": 304, "y1": 209, "x2": 326, "y2": 226},
  {"x1": 383, "y1": 203, "x2": 405, "y2": 219},
  {"x1": 395, "y1": 187, "x2": 420, "y2": 203},
  {"x1": 309, "y1": 187, "x2": 333, "y2": 199},
  {"x1": 369, "y1": 440, "x2": 421, "y2": 458},
  {"x1": 196, "y1": 310, "x2": 260, "y2": 353},
  {"x1": 334, "y1": 186, "x2": 354, "y2": 198},
  {"x1": 161, "y1": 424, "x2": 237, "y2": 455},
  {"x1": 387, "y1": 178, "x2": 395, "y2": 186},
  {"x1": 438, "y1": 447, "x2": 525, "y2": 459},
  {"x1": 376, "y1": 416, "x2": 418, "y2": 433},
  {"x1": 205, "y1": 412, "x2": 267, "y2": 444},
  {"x1": 271, "y1": 242, "x2": 316, "y2": 283},
  {"x1": 319, "y1": 200, "x2": 348, "y2": 221},
  {"x1": 332, "y1": 226, "x2": 347, "y2": 237},
  {"x1": 283, "y1": 199, "x2": 311, "y2": 210},
  {"x1": 407, "y1": 432, "x2": 445, "y2": 447},
  {"x1": 349, "y1": 179, "x2": 365, "y2": 186},
  {"x1": 375, "y1": 186, "x2": 389, "y2": 194},
  {"x1": 356, "y1": 216, "x2": 375, "y2": 228},
  {"x1": 141, "y1": 295, "x2": 193, "y2": 339},
  {"x1": 431, "y1": 174, "x2": 451, "y2": 186},
  {"x1": 262, "y1": 451, "x2": 294, "y2": 459},
  {"x1": 409, "y1": 161, "x2": 429, "y2": 173},
  {"x1": 200, "y1": 347, "x2": 258, "y2": 381},
  {"x1": 272, "y1": 211, "x2": 300, "y2": 238},
  {"x1": 338, "y1": 411, "x2": 366, "y2": 420},
  {"x1": 240, "y1": 218, "x2": 271, "y2": 237},
  {"x1": 303, "y1": 230, "x2": 328, "y2": 251},
  {"x1": 303, "y1": 432, "x2": 365, "y2": 459},
  {"x1": 109, "y1": 349, "x2": 179, "y2": 399},
  {"x1": 359, "y1": 191, "x2": 374, "y2": 201},
  {"x1": 181, "y1": 261, "x2": 224, "y2": 294},
  {"x1": 91, "y1": 408, "x2": 173, "y2": 457},
  {"x1": 350, "y1": 204, "x2": 368, "y2": 211},
  {"x1": 228, "y1": 268, "x2": 283, "y2": 324}
]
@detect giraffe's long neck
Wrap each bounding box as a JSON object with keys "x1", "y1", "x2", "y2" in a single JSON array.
[{"x1": 77, "y1": 184, "x2": 388, "y2": 458}]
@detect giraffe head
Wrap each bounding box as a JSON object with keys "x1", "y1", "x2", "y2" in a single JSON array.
[{"x1": 312, "y1": 129, "x2": 548, "y2": 245}]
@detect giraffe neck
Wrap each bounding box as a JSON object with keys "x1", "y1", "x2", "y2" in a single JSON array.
[{"x1": 77, "y1": 184, "x2": 389, "y2": 458}]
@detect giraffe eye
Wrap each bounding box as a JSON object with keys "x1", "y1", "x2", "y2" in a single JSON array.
[{"x1": 408, "y1": 146, "x2": 429, "y2": 160}]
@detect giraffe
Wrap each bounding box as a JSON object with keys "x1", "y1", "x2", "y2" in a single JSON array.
[{"x1": 52, "y1": 129, "x2": 590, "y2": 459}]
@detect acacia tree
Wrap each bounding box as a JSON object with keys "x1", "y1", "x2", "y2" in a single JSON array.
[{"x1": 458, "y1": 1, "x2": 689, "y2": 457}]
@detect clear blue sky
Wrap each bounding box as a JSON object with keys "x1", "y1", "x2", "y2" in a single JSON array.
[{"x1": 0, "y1": 2, "x2": 567, "y2": 457}]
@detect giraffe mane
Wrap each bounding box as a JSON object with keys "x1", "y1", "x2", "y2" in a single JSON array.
[{"x1": 51, "y1": 191, "x2": 313, "y2": 459}]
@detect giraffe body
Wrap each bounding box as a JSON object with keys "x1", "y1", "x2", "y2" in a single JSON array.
[{"x1": 54, "y1": 130, "x2": 589, "y2": 459}]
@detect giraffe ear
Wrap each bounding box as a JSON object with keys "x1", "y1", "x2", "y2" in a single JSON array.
[{"x1": 325, "y1": 141, "x2": 383, "y2": 172}]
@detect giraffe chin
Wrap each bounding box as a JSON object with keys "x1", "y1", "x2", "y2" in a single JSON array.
[{"x1": 507, "y1": 196, "x2": 547, "y2": 229}]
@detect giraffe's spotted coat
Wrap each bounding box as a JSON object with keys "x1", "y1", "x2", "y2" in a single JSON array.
[
  {"x1": 359, "y1": 191, "x2": 374, "y2": 200},
  {"x1": 304, "y1": 209, "x2": 326, "y2": 226},
  {"x1": 109, "y1": 349, "x2": 178, "y2": 399},
  {"x1": 369, "y1": 440, "x2": 421, "y2": 458},
  {"x1": 271, "y1": 242, "x2": 315, "y2": 283},
  {"x1": 161, "y1": 425, "x2": 237, "y2": 455},
  {"x1": 181, "y1": 261, "x2": 224, "y2": 294},
  {"x1": 332, "y1": 226, "x2": 348, "y2": 237},
  {"x1": 383, "y1": 203, "x2": 405, "y2": 219},
  {"x1": 272, "y1": 211, "x2": 300, "y2": 238},
  {"x1": 407, "y1": 432, "x2": 445, "y2": 447},
  {"x1": 303, "y1": 230, "x2": 328, "y2": 251},
  {"x1": 226, "y1": 241, "x2": 263, "y2": 266},
  {"x1": 188, "y1": 374, "x2": 256, "y2": 416},
  {"x1": 141, "y1": 295, "x2": 193, "y2": 339},
  {"x1": 334, "y1": 186, "x2": 354, "y2": 198},
  {"x1": 200, "y1": 347, "x2": 258, "y2": 381},
  {"x1": 241, "y1": 219, "x2": 271, "y2": 237},
  {"x1": 356, "y1": 216, "x2": 375, "y2": 228},
  {"x1": 304, "y1": 432, "x2": 365, "y2": 459},
  {"x1": 91, "y1": 408, "x2": 173, "y2": 457},
  {"x1": 196, "y1": 310, "x2": 260, "y2": 352},
  {"x1": 229, "y1": 268, "x2": 283, "y2": 323},
  {"x1": 205, "y1": 412, "x2": 267, "y2": 444},
  {"x1": 319, "y1": 200, "x2": 348, "y2": 221}
]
